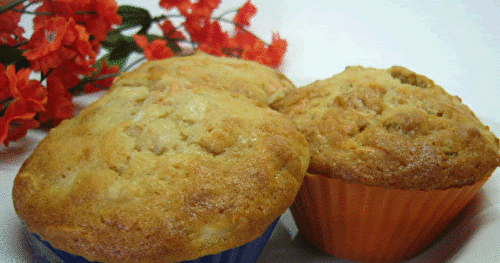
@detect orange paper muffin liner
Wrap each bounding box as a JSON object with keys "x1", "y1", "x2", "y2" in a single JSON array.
[{"x1": 291, "y1": 173, "x2": 489, "y2": 263}]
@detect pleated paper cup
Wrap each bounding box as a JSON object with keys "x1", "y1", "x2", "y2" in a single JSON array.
[
  {"x1": 26, "y1": 218, "x2": 280, "y2": 263},
  {"x1": 291, "y1": 173, "x2": 489, "y2": 263}
]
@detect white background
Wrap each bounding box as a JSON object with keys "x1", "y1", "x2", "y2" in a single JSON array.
[{"x1": 1, "y1": 0, "x2": 500, "y2": 262}]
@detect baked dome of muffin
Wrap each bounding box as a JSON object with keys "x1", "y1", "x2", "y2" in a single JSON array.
[
  {"x1": 273, "y1": 65, "x2": 500, "y2": 190},
  {"x1": 112, "y1": 51, "x2": 296, "y2": 106},
  {"x1": 13, "y1": 83, "x2": 310, "y2": 262}
]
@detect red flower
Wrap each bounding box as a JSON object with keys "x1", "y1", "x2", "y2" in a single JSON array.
[
  {"x1": 0, "y1": 0, "x2": 26, "y2": 45},
  {"x1": 180, "y1": 0, "x2": 221, "y2": 43},
  {"x1": 240, "y1": 39, "x2": 267, "y2": 65},
  {"x1": 233, "y1": 1, "x2": 257, "y2": 27},
  {"x1": 34, "y1": 0, "x2": 121, "y2": 47},
  {"x1": 23, "y1": 17, "x2": 95, "y2": 74},
  {"x1": 44, "y1": 60, "x2": 96, "y2": 98},
  {"x1": 161, "y1": 0, "x2": 220, "y2": 18},
  {"x1": 33, "y1": 1, "x2": 74, "y2": 28},
  {"x1": 34, "y1": 59, "x2": 104, "y2": 126},
  {"x1": 183, "y1": 15, "x2": 206, "y2": 43},
  {"x1": 161, "y1": 19, "x2": 186, "y2": 41},
  {"x1": 233, "y1": 28, "x2": 259, "y2": 50},
  {"x1": 0, "y1": 65, "x2": 47, "y2": 146},
  {"x1": 4, "y1": 65, "x2": 47, "y2": 113},
  {"x1": 230, "y1": 29, "x2": 287, "y2": 68},
  {"x1": 78, "y1": 0, "x2": 122, "y2": 42},
  {"x1": 190, "y1": 0, "x2": 221, "y2": 18},
  {"x1": 159, "y1": 0, "x2": 192, "y2": 11},
  {"x1": 0, "y1": 65, "x2": 10, "y2": 102},
  {"x1": 266, "y1": 33, "x2": 287, "y2": 68},
  {"x1": 134, "y1": 35, "x2": 174, "y2": 60},
  {"x1": 197, "y1": 21, "x2": 230, "y2": 56},
  {"x1": 84, "y1": 61, "x2": 120, "y2": 93},
  {"x1": 37, "y1": 76, "x2": 74, "y2": 127},
  {"x1": 0, "y1": 117, "x2": 40, "y2": 146},
  {"x1": 232, "y1": 28, "x2": 263, "y2": 59}
]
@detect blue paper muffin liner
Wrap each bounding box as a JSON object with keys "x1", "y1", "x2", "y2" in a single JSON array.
[{"x1": 26, "y1": 218, "x2": 279, "y2": 263}]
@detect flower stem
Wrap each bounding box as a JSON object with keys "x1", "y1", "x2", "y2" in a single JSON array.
[
  {"x1": 12, "y1": 7, "x2": 96, "y2": 16},
  {"x1": 40, "y1": 69, "x2": 53, "y2": 82},
  {"x1": 121, "y1": 56, "x2": 146, "y2": 72},
  {"x1": 12, "y1": 8, "x2": 53, "y2": 15},
  {"x1": 0, "y1": 0, "x2": 25, "y2": 14},
  {"x1": 19, "y1": 0, "x2": 40, "y2": 11},
  {"x1": 0, "y1": 97, "x2": 13, "y2": 106},
  {"x1": 75, "y1": 11, "x2": 98, "y2": 15},
  {"x1": 215, "y1": 17, "x2": 270, "y2": 45},
  {"x1": 152, "y1": 14, "x2": 168, "y2": 23},
  {"x1": 12, "y1": 40, "x2": 29, "y2": 48},
  {"x1": 92, "y1": 72, "x2": 121, "y2": 81},
  {"x1": 0, "y1": 97, "x2": 13, "y2": 116},
  {"x1": 214, "y1": 8, "x2": 238, "y2": 20}
]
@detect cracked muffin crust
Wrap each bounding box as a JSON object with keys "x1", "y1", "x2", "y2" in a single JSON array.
[
  {"x1": 273, "y1": 65, "x2": 500, "y2": 190},
  {"x1": 112, "y1": 51, "x2": 297, "y2": 106},
  {"x1": 13, "y1": 83, "x2": 310, "y2": 263}
]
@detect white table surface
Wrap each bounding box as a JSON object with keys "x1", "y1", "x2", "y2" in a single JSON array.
[{"x1": 2, "y1": 0, "x2": 500, "y2": 262}]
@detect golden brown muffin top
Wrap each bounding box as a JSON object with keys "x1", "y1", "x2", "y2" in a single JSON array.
[
  {"x1": 13, "y1": 84, "x2": 310, "y2": 263},
  {"x1": 273, "y1": 65, "x2": 500, "y2": 190},
  {"x1": 112, "y1": 51, "x2": 296, "y2": 105}
]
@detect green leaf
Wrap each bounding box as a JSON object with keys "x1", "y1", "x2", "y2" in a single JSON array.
[
  {"x1": 0, "y1": 45, "x2": 25, "y2": 66},
  {"x1": 101, "y1": 31, "x2": 125, "y2": 49},
  {"x1": 118, "y1": 5, "x2": 152, "y2": 28},
  {"x1": 70, "y1": 52, "x2": 129, "y2": 95},
  {"x1": 108, "y1": 38, "x2": 139, "y2": 61},
  {"x1": 100, "y1": 30, "x2": 139, "y2": 51},
  {"x1": 95, "y1": 52, "x2": 128, "y2": 72}
]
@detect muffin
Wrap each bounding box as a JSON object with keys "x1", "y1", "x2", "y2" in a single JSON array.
[
  {"x1": 26, "y1": 218, "x2": 280, "y2": 263},
  {"x1": 112, "y1": 51, "x2": 297, "y2": 106},
  {"x1": 273, "y1": 66, "x2": 500, "y2": 262},
  {"x1": 13, "y1": 79, "x2": 310, "y2": 262}
]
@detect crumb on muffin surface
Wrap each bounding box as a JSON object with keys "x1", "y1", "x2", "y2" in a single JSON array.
[{"x1": 273, "y1": 65, "x2": 500, "y2": 190}]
